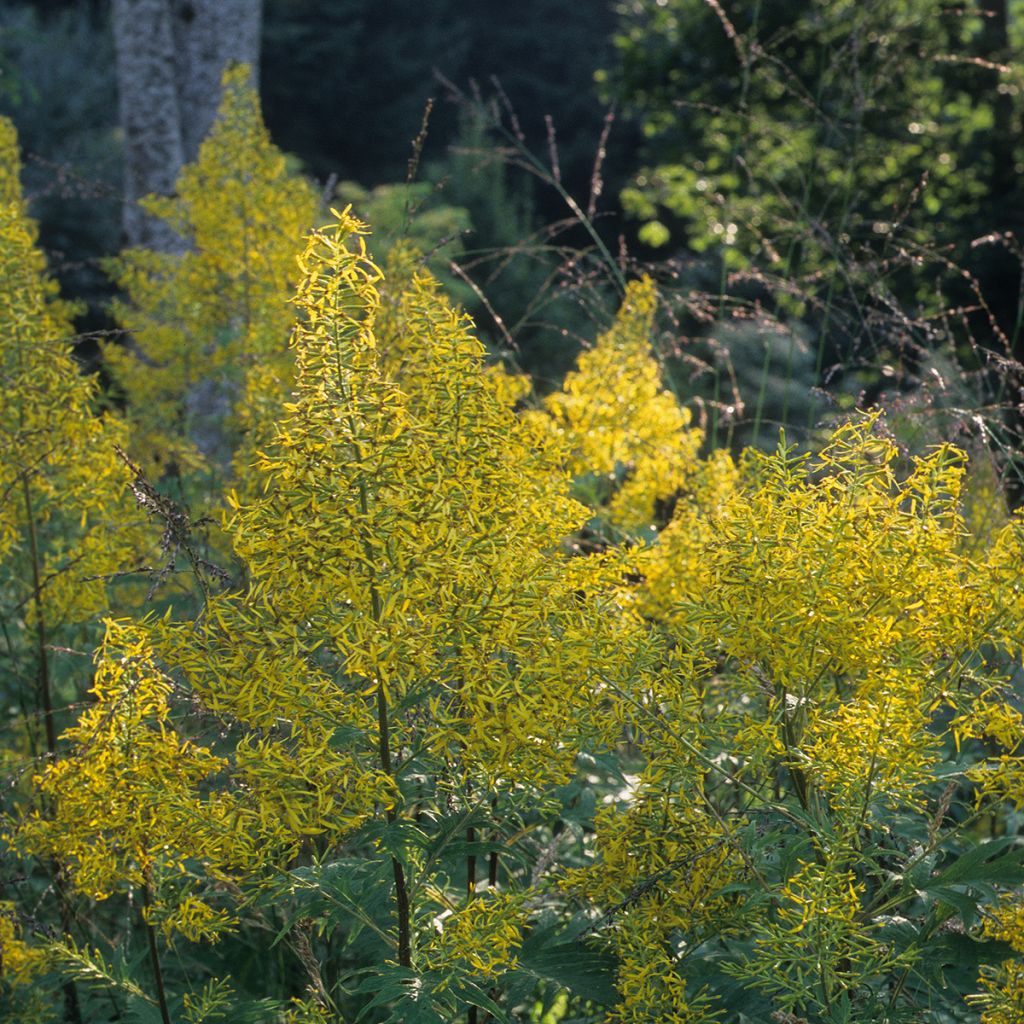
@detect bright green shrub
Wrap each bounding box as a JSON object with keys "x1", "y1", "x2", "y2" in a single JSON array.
[{"x1": 4, "y1": 93, "x2": 1024, "y2": 1021}]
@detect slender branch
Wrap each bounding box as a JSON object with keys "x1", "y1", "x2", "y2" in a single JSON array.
[
  {"x1": 22, "y1": 473, "x2": 84, "y2": 1024},
  {"x1": 141, "y1": 876, "x2": 172, "y2": 1024},
  {"x1": 22, "y1": 475, "x2": 55, "y2": 756},
  {"x1": 356, "y1": 457, "x2": 411, "y2": 967},
  {"x1": 362, "y1": 505, "x2": 411, "y2": 967},
  {"x1": 376, "y1": 683, "x2": 412, "y2": 968},
  {"x1": 467, "y1": 789, "x2": 478, "y2": 1024},
  {"x1": 333, "y1": 296, "x2": 414, "y2": 972},
  {"x1": 488, "y1": 795, "x2": 500, "y2": 890},
  {"x1": 435, "y1": 70, "x2": 626, "y2": 294}
]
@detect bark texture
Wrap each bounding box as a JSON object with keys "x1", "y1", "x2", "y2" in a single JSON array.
[
  {"x1": 112, "y1": 0, "x2": 262, "y2": 250},
  {"x1": 172, "y1": 0, "x2": 263, "y2": 161}
]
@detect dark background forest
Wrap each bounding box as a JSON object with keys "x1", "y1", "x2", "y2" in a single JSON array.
[
  {"x1": 0, "y1": 1, "x2": 627, "y2": 377},
  {"x1": 5, "y1": 0, "x2": 1024, "y2": 471}
]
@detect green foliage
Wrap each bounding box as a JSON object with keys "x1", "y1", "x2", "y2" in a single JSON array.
[
  {"x1": 600, "y1": 0, "x2": 1024, "y2": 462},
  {"x1": 104, "y1": 65, "x2": 319, "y2": 477},
  {"x1": 4, "y1": 49, "x2": 1024, "y2": 1024},
  {"x1": 605, "y1": 0, "x2": 1010, "y2": 262}
]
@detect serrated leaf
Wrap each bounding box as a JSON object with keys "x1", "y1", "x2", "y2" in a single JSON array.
[
  {"x1": 512, "y1": 920, "x2": 619, "y2": 1007},
  {"x1": 930, "y1": 836, "x2": 1024, "y2": 887},
  {"x1": 923, "y1": 884, "x2": 983, "y2": 925}
]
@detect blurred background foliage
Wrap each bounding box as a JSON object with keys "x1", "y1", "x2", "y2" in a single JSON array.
[
  {"x1": 3, "y1": 0, "x2": 1024, "y2": 471},
  {"x1": 0, "y1": 4, "x2": 118, "y2": 329}
]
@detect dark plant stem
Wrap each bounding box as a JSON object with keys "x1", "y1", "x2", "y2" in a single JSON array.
[
  {"x1": 141, "y1": 876, "x2": 172, "y2": 1024},
  {"x1": 467, "y1": 812, "x2": 479, "y2": 1022},
  {"x1": 352, "y1": 416, "x2": 413, "y2": 972},
  {"x1": 54, "y1": 872, "x2": 83, "y2": 1024},
  {"x1": 22, "y1": 476, "x2": 55, "y2": 755},
  {"x1": 22, "y1": 475, "x2": 83, "y2": 1024},
  {"x1": 376, "y1": 682, "x2": 412, "y2": 968},
  {"x1": 488, "y1": 796, "x2": 500, "y2": 889},
  {"x1": 476, "y1": 822, "x2": 501, "y2": 1024},
  {"x1": 467, "y1": 817, "x2": 477, "y2": 899},
  {"x1": 463, "y1": 708, "x2": 479, "y2": 1024}
]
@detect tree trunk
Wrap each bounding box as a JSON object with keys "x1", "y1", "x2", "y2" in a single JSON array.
[
  {"x1": 112, "y1": 0, "x2": 262, "y2": 250},
  {"x1": 172, "y1": 0, "x2": 263, "y2": 161},
  {"x1": 112, "y1": 0, "x2": 185, "y2": 251}
]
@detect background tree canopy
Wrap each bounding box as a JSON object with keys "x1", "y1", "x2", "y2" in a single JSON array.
[
  {"x1": 4, "y1": 4, "x2": 1024, "y2": 1024},
  {"x1": 5, "y1": 0, "x2": 1024, "y2": 433}
]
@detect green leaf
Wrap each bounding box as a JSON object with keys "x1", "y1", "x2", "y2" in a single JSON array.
[
  {"x1": 638, "y1": 220, "x2": 671, "y2": 248},
  {"x1": 930, "y1": 837, "x2": 1024, "y2": 887},
  {"x1": 511, "y1": 918, "x2": 619, "y2": 1007},
  {"x1": 922, "y1": 883, "x2": 982, "y2": 925},
  {"x1": 354, "y1": 966, "x2": 446, "y2": 1024}
]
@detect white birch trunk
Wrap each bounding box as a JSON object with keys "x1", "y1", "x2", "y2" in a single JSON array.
[{"x1": 112, "y1": 0, "x2": 261, "y2": 251}]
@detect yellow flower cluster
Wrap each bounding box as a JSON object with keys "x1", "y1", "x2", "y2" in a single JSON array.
[
  {"x1": 639, "y1": 417, "x2": 1000, "y2": 818},
  {"x1": 0, "y1": 902, "x2": 53, "y2": 1024},
  {"x1": 530, "y1": 276, "x2": 703, "y2": 532},
  {"x1": 971, "y1": 900, "x2": 1024, "y2": 1024},
  {"x1": 145, "y1": 894, "x2": 237, "y2": 944},
  {"x1": 223, "y1": 210, "x2": 655, "y2": 793},
  {"x1": 0, "y1": 114, "x2": 157, "y2": 852},
  {"x1": 18, "y1": 622, "x2": 252, "y2": 905},
  {"x1": 423, "y1": 891, "x2": 526, "y2": 983},
  {"x1": 740, "y1": 857, "x2": 907, "y2": 1015},
  {"x1": 374, "y1": 242, "x2": 533, "y2": 419},
  {"x1": 0, "y1": 901, "x2": 49, "y2": 987},
  {"x1": 588, "y1": 414, "x2": 1024, "y2": 1019},
  {"x1": 0, "y1": 118, "x2": 149, "y2": 623},
  {"x1": 575, "y1": 783, "x2": 738, "y2": 936},
  {"x1": 105, "y1": 65, "x2": 319, "y2": 475},
  {"x1": 8, "y1": 78, "x2": 1024, "y2": 1020},
  {"x1": 20, "y1": 210, "x2": 660, "y2": 990},
  {"x1": 610, "y1": 945, "x2": 719, "y2": 1024},
  {"x1": 567, "y1": 781, "x2": 738, "y2": 1022}
]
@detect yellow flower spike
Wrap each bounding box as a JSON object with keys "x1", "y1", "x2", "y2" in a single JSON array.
[
  {"x1": 23, "y1": 211, "x2": 662, "y2": 999},
  {"x1": 16, "y1": 622, "x2": 249, "y2": 930},
  {"x1": 533, "y1": 276, "x2": 703, "y2": 533},
  {"x1": 104, "y1": 64, "x2": 319, "y2": 480}
]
